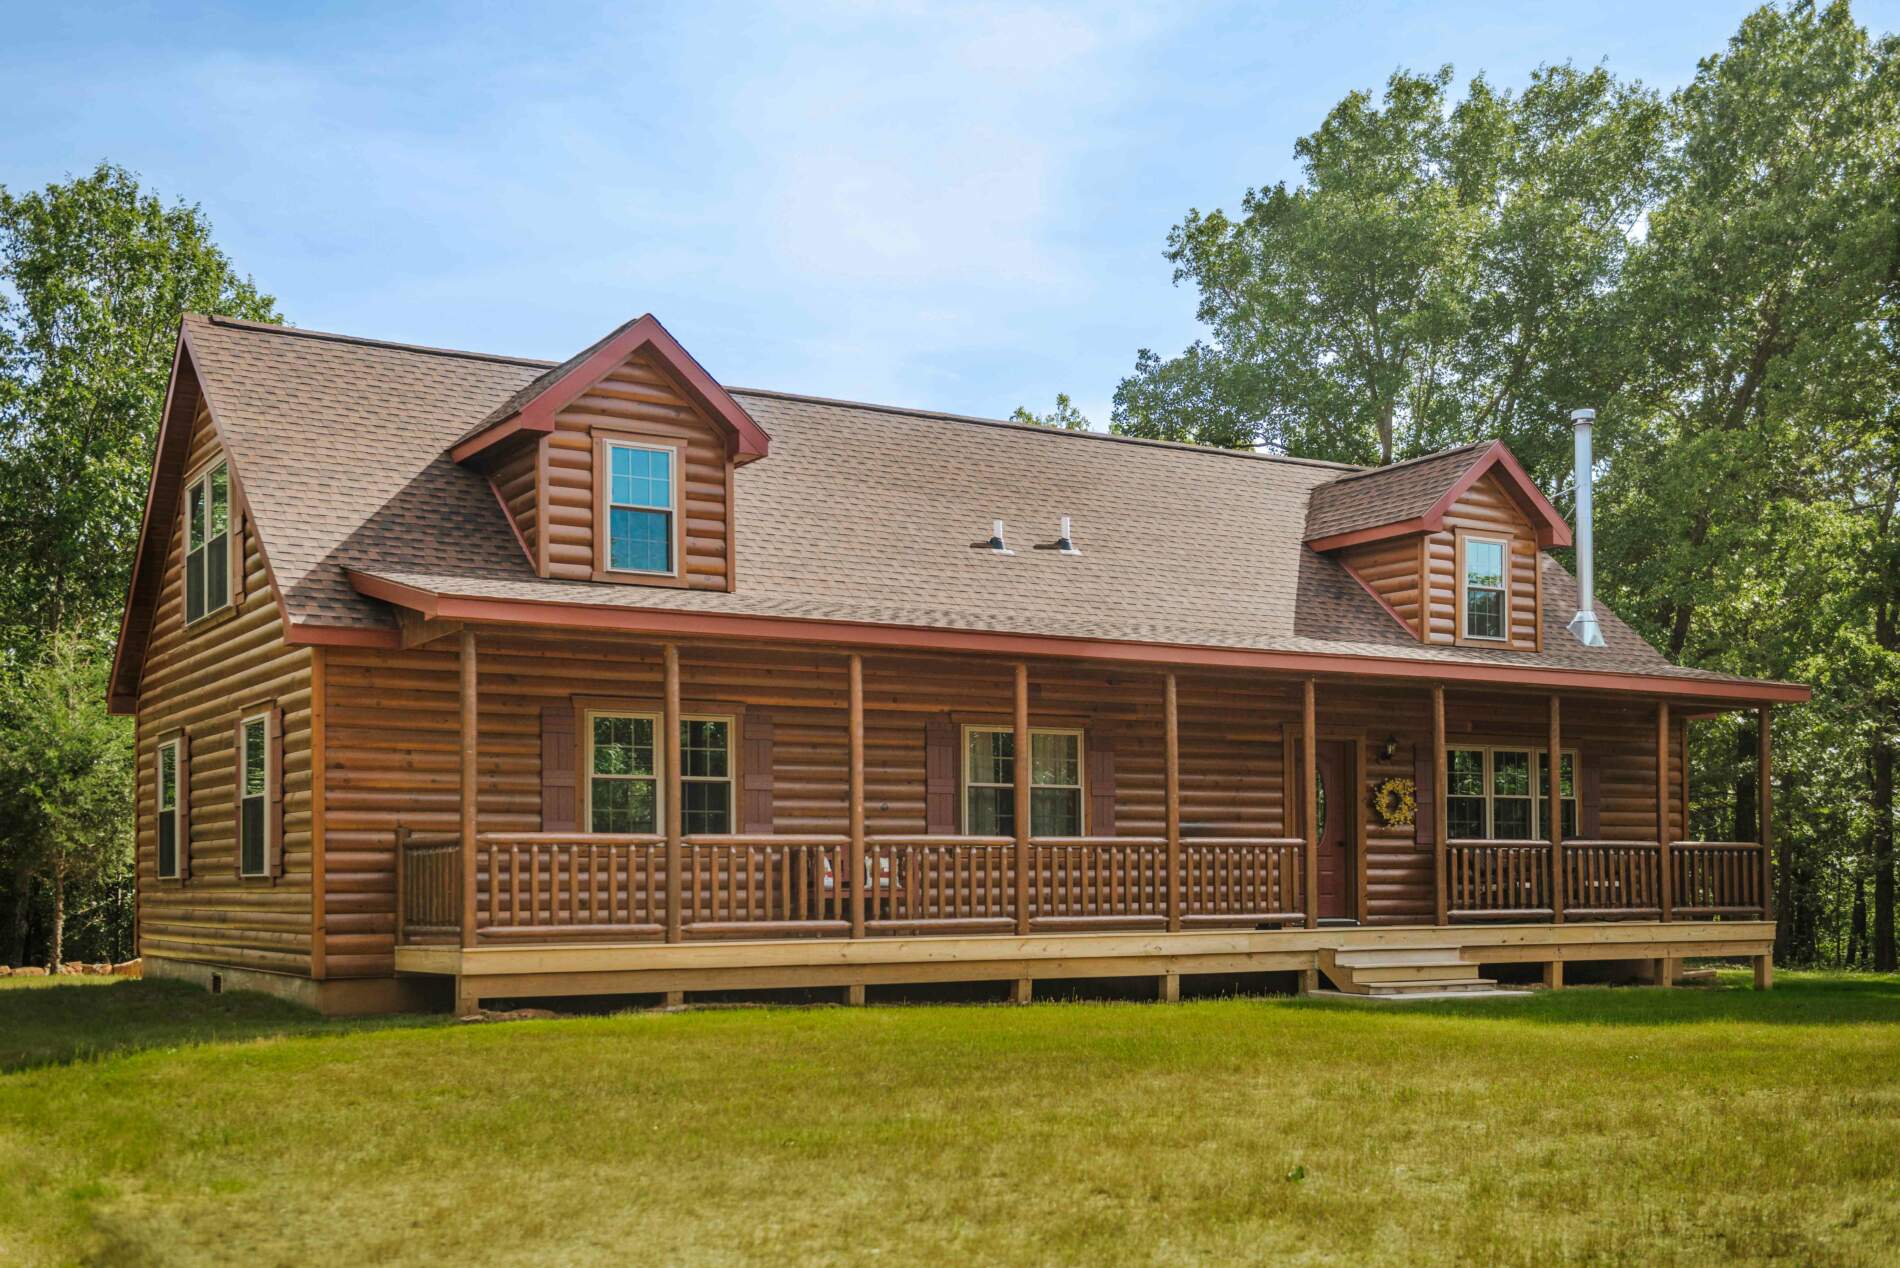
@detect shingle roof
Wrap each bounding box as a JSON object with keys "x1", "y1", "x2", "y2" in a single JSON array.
[
  {"x1": 1303, "y1": 444, "x2": 1489, "y2": 542},
  {"x1": 167, "y1": 314, "x2": 1776, "y2": 692}
]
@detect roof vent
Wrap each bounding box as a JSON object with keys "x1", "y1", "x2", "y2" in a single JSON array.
[
  {"x1": 1056, "y1": 515, "x2": 1080, "y2": 555},
  {"x1": 988, "y1": 519, "x2": 1014, "y2": 555}
]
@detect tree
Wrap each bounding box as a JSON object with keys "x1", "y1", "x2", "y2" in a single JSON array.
[
  {"x1": 1113, "y1": 63, "x2": 1662, "y2": 478},
  {"x1": 0, "y1": 164, "x2": 278, "y2": 966},
  {"x1": 0, "y1": 631, "x2": 134, "y2": 966},
  {"x1": 0, "y1": 162, "x2": 278, "y2": 657},
  {"x1": 1009, "y1": 393, "x2": 1092, "y2": 430}
]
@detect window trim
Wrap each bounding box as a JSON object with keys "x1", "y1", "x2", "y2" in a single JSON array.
[
  {"x1": 582, "y1": 708, "x2": 738, "y2": 835},
  {"x1": 1455, "y1": 529, "x2": 1511, "y2": 645},
  {"x1": 590, "y1": 432, "x2": 688, "y2": 587},
  {"x1": 156, "y1": 737, "x2": 183, "y2": 880},
  {"x1": 960, "y1": 723, "x2": 1086, "y2": 837},
  {"x1": 183, "y1": 459, "x2": 236, "y2": 626},
  {"x1": 1444, "y1": 744, "x2": 1581, "y2": 841},
  {"x1": 237, "y1": 710, "x2": 273, "y2": 877}
]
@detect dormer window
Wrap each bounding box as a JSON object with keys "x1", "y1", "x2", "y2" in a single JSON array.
[
  {"x1": 1458, "y1": 534, "x2": 1508, "y2": 642},
  {"x1": 593, "y1": 436, "x2": 684, "y2": 579}
]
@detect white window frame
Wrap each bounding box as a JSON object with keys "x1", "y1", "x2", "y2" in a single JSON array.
[
  {"x1": 1458, "y1": 532, "x2": 1510, "y2": 643},
  {"x1": 184, "y1": 460, "x2": 234, "y2": 625},
  {"x1": 1445, "y1": 745, "x2": 1580, "y2": 841},
  {"x1": 600, "y1": 439, "x2": 678, "y2": 577},
  {"x1": 237, "y1": 711, "x2": 272, "y2": 877},
  {"x1": 961, "y1": 724, "x2": 1086, "y2": 837},
  {"x1": 583, "y1": 710, "x2": 736, "y2": 835},
  {"x1": 156, "y1": 737, "x2": 182, "y2": 880}
]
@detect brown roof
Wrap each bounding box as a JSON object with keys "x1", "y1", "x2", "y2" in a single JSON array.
[
  {"x1": 129, "y1": 314, "x2": 1797, "y2": 701},
  {"x1": 1303, "y1": 444, "x2": 1489, "y2": 542}
]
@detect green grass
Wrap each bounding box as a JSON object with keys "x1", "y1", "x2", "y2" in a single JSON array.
[{"x1": 3, "y1": 973, "x2": 1897, "y2": 1266}]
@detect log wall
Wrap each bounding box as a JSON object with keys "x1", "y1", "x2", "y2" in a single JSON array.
[
  {"x1": 134, "y1": 400, "x2": 316, "y2": 976},
  {"x1": 1339, "y1": 537, "x2": 1424, "y2": 637}
]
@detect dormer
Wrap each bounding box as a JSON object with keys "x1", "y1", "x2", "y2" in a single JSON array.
[
  {"x1": 1305, "y1": 441, "x2": 1572, "y2": 652},
  {"x1": 450, "y1": 315, "x2": 770, "y2": 591}
]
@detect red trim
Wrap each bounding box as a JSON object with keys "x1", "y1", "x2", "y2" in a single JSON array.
[
  {"x1": 337, "y1": 570, "x2": 1810, "y2": 705},
  {"x1": 109, "y1": 329, "x2": 192, "y2": 711},
  {"x1": 449, "y1": 314, "x2": 771, "y2": 465},
  {"x1": 1306, "y1": 442, "x2": 1573, "y2": 552}
]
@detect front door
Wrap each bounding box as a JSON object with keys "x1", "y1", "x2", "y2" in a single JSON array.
[{"x1": 1314, "y1": 740, "x2": 1352, "y2": 920}]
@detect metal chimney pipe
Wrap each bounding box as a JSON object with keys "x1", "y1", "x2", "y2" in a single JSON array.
[{"x1": 1566, "y1": 408, "x2": 1606, "y2": 648}]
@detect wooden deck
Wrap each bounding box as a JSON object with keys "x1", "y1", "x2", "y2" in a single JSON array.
[{"x1": 398, "y1": 919, "x2": 1775, "y2": 1011}]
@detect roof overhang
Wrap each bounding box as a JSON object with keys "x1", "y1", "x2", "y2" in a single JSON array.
[
  {"x1": 1306, "y1": 441, "x2": 1574, "y2": 552},
  {"x1": 448, "y1": 313, "x2": 771, "y2": 466},
  {"x1": 333, "y1": 569, "x2": 1810, "y2": 707}
]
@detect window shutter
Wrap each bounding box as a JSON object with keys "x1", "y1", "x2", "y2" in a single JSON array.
[
  {"x1": 925, "y1": 716, "x2": 957, "y2": 833},
  {"x1": 1580, "y1": 754, "x2": 1602, "y2": 838},
  {"x1": 741, "y1": 712, "x2": 776, "y2": 834},
  {"x1": 234, "y1": 718, "x2": 248, "y2": 878},
  {"x1": 1087, "y1": 736, "x2": 1116, "y2": 835},
  {"x1": 1413, "y1": 743, "x2": 1434, "y2": 845},
  {"x1": 268, "y1": 706, "x2": 285, "y2": 878},
  {"x1": 177, "y1": 733, "x2": 193, "y2": 882},
  {"x1": 232, "y1": 510, "x2": 247, "y2": 606},
  {"x1": 540, "y1": 704, "x2": 578, "y2": 832}
]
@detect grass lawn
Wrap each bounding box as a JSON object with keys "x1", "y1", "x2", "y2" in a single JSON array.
[{"x1": 2, "y1": 972, "x2": 1897, "y2": 1266}]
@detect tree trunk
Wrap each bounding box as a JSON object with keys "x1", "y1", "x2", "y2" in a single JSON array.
[
  {"x1": 1875, "y1": 601, "x2": 1896, "y2": 973},
  {"x1": 1874, "y1": 727, "x2": 1895, "y2": 972},
  {"x1": 1733, "y1": 724, "x2": 1757, "y2": 843},
  {"x1": 5, "y1": 863, "x2": 31, "y2": 968},
  {"x1": 1847, "y1": 871, "x2": 1868, "y2": 969},
  {"x1": 1378, "y1": 400, "x2": 1394, "y2": 466},
  {"x1": 50, "y1": 861, "x2": 66, "y2": 970}
]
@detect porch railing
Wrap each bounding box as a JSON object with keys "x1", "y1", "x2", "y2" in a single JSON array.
[
  {"x1": 398, "y1": 831, "x2": 1766, "y2": 945},
  {"x1": 1448, "y1": 838, "x2": 1763, "y2": 922}
]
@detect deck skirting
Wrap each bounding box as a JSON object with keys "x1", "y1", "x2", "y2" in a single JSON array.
[{"x1": 396, "y1": 920, "x2": 1774, "y2": 1009}]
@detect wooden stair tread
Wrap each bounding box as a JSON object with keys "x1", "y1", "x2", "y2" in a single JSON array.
[{"x1": 1330, "y1": 948, "x2": 1472, "y2": 968}]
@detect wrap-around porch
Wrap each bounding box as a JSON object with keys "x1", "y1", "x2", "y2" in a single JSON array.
[{"x1": 389, "y1": 631, "x2": 1776, "y2": 1006}]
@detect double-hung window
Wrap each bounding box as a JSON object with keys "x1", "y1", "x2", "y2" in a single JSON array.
[
  {"x1": 157, "y1": 738, "x2": 182, "y2": 879},
  {"x1": 185, "y1": 463, "x2": 232, "y2": 623},
  {"x1": 238, "y1": 713, "x2": 271, "y2": 876},
  {"x1": 1446, "y1": 746, "x2": 1578, "y2": 839},
  {"x1": 1460, "y1": 534, "x2": 1508, "y2": 641},
  {"x1": 963, "y1": 726, "x2": 1084, "y2": 836},
  {"x1": 603, "y1": 441, "x2": 676, "y2": 575},
  {"x1": 586, "y1": 711, "x2": 734, "y2": 835}
]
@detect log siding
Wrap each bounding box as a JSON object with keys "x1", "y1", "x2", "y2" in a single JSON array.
[{"x1": 134, "y1": 399, "x2": 316, "y2": 978}]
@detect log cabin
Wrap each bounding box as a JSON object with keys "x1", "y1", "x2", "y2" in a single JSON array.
[{"x1": 108, "y1": 312, "x2": 1807, "y2": 1014}]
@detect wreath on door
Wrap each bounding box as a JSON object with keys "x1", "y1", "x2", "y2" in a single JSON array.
[{"x1": 1372, "y1": 776, "x2": 1417, "y2": 828}]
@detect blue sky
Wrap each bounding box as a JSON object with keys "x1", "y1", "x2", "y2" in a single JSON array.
[{"x1": 6, "y1": 1, "x2": 1896, "y2": 424}]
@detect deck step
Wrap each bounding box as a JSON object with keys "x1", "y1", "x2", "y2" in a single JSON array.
[
  {"x1": 1362, "y1": 977, "x2": 1497, "y2": 995},
  {"x1": 1316, "y1": 947, "x2": 1493, "y2": 996},
  {"x1": 1349, "y1": 962, "x2": 1482, "y2": 984},
  {"x1": 1329, "y1": 948, "x2": 1473, "y2": 968}
]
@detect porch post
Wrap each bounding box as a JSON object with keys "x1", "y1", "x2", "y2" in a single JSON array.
[
  {"x1": 1759, "y1": 705, "x2": 1774, "y2": 922},
  {"x1": 1013, "y1": 662, "x2": 1030, "y2": 935},
  {"x1": 1657, "y1": 700, "x2": 1673, "y2": 922},
  {"x1": 1549, "y1": 694, "x2": 1564, "y2": 926},
  {"x1": 1432, "y1": 684, "x2": 1448, "y2": 927},
  {"x1": 459, "y1": 628, "x2": 478, "y2": 950},
  {"x1": 1303, "y1": 677, "x2": 1318, "y2": 930},
  {"x1": 1164, "y1": 671, "x2": 1181, "y2": 932},
  {"x1": 663, "y1": 644, "x2": 683, "y2": 942},
  {"x1": 848, "y1": 653, "x2": 865, "y2": 939}
]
